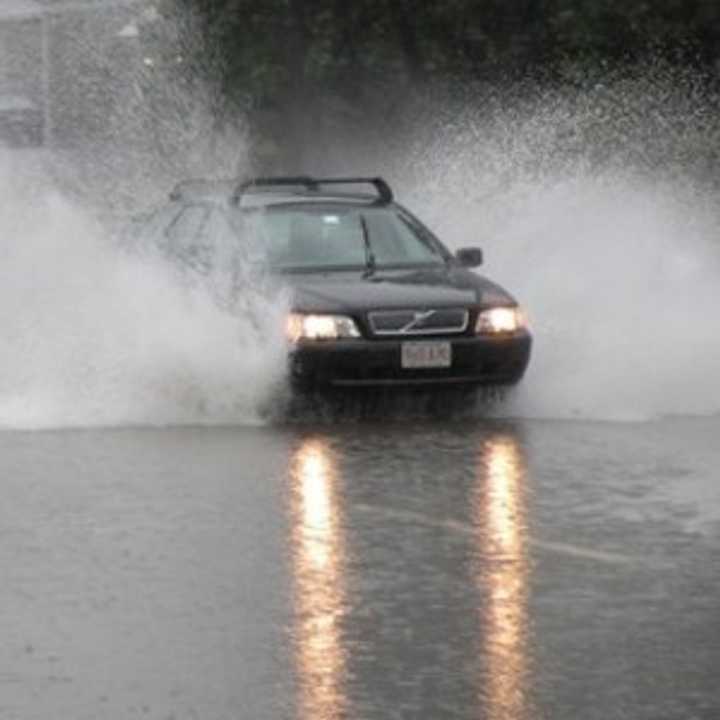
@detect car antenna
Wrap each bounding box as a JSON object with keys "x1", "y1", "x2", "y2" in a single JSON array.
[{"x1": 360, "y1": 215, "x2": 377, "y2": 277}]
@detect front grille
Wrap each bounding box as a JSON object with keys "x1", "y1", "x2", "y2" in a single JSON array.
[{"x1": 368, "y1": 308, "x2": 469, "y2": 336}]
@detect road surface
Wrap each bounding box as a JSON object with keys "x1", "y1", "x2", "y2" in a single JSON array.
[{"x1": 1, "y1": 416, "x2": 718, "y2": 719}]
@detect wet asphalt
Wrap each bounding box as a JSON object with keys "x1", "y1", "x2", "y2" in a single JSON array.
[{"x1": 0, "y1": 417, "x2": 719, "y2": 720}]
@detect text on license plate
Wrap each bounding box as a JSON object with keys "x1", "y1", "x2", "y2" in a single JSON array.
[{"x1": 401, "y1": 341, "x2": 452, "y2": 369}]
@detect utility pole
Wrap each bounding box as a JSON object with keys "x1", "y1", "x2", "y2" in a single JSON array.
[{"x1": 41, "y1": 11, "x2": 51, "y2": 146}]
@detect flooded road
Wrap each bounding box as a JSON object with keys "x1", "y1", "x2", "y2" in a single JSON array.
[{"x1": 1, "y1": 417, "x2": 718, "y2": 720}]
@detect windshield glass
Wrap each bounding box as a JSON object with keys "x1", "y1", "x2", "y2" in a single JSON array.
[{"x1": 231, "y1": 205, "x2": 446, "y2": 270}]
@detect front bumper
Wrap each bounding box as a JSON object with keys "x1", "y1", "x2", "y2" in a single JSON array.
[{"x1": 288, "y1": 332, "x2": 532, "y2": 390}]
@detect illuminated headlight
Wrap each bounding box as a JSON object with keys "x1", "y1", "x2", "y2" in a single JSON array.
[
  {"x1": 475, "y1": 307, "x2": 527, "y2": 335},
  {"x1": 287, "y1": 313, "x2": 361, "y2": 342}
]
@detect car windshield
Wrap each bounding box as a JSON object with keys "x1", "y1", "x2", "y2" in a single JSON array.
[{"x1": 231, "y1": 204, "x2": 447, "y2": 271}]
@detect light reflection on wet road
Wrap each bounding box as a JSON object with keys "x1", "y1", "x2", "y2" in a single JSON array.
[
  {"x1": 0, "y1": 418, "x2": 719, "y2": 719},
  {"x1": 475, "y1": 436, "x2": 530, "y2": 720},
  {"x1": 290, "y1": 438, "x2": 347, "y2": 720}
]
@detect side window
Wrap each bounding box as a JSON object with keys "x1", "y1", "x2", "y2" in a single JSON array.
[
  {"x1": 164, "y1": 204, "x2": 213, "y2": 273},
  {"x1": 395, "y1": 211, "x2": 447, "y2": 259},
  {"x1": 229, "y1": 208, "x2": 290, "y2": 264}
]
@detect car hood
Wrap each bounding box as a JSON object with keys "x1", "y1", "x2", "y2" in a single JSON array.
[{"x1": 281, "y1": 266, "x2": 516, "y2": 313}]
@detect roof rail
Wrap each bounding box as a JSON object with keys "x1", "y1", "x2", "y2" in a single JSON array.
[
  {"x1": 169, "y1": 177, "x2": 237, "y2": 201},
  {"x1": 232, "y1": 176, "x2": 394, "y2": 204}
]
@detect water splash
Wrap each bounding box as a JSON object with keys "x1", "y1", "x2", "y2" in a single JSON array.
[
  {"x1": 492, "y1": 177, "x2": 720, "y2": 420},
  {"x1": 396, "y1": 69, "x2": 720, "y2": 421},
  {"x1": 0, "y1": 152, "x2": 287, "y2": 430},
  {"x1": 0, "y1": 4, "x2": 290, "y2": 431}
]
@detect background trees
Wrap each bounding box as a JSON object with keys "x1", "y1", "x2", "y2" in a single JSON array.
[{"x1": 154, "y1": 1, "x2": 720, "y2": 170}]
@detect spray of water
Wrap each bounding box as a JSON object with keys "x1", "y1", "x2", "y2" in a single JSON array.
[
  {"x1": 488, "y1": 177, "x2": 720, "y2": 420},
  {"x1": 0, "y1": 151, "x2": 288, "y2": 430},
  {"x1": 0, "y1": 4, "x2": 293, "y2": 431},
  {"x1": 393, "y1": 69, "x2": 720, "y2": 421}
]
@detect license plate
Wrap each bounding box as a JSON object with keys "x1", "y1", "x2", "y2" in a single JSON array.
[{"x1": 401, "y1": 341, "x2": 452, "y2": 369}]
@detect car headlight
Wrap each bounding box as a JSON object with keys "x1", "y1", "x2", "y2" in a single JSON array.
[
  {"x1": 475, "y1": 306, "x2": 527, "y2": 335},
  {"x1": 287, "y1": 313, "x2": 361, "y2": 342}
]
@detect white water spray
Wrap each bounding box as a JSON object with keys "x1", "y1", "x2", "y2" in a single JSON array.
[
  {"x1": 396, "y1": 75, "x2": 720, "y2": 421},
  {"x1": 0, "y1": 152, "x2": 287, "y2": 430},
  {"x1": 487, "y1": 177, "x2": 720, "y2": 420}
]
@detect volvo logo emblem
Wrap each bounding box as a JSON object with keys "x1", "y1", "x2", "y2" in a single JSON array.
[{"x1": 400, "y1": 310, "x2": 436, "y2": 333}]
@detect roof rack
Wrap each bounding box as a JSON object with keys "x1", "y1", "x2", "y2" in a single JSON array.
[
  {"x1": 232, "y1": 176, "x2": 394, "y2": 204},
  {"x1": 169, "y1": 178, "x2": 237, "y2": 201}
]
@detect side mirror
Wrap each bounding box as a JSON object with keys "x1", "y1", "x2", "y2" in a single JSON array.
[{"x1": 456, "y1": 247, "x2": 483, "y2": 268}]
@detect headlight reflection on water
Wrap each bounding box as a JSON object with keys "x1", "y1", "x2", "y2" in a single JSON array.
[
  {"x1": 296, "y1": 442, "x2": 334, "y2": 569},
  {"x1": 289, "y1": 438, "x2": 347, "y2": 720},
  {"x1": 288, "y1": 432, "x2": 531, "y2": 720},
  {"x1": 475, "y1": 435, "x2": 531, "y2": 720}
]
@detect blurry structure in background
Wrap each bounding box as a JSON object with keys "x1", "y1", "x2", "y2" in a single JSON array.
[
  {"x1": 474, "y1": 434, "x2": 532, "y2": 720},
  {"x1": 289, "y1": 437, "x2": 348, "y2": 720},
  {"x1": 0, "y1": 0, "x2": 233, "y2": 211},
  {"x1": 0, "y1": 1, "x2": 45, "y2": 146},
  {"x1": 0, "y1": 1, "x2": 167, "y2": 149}
]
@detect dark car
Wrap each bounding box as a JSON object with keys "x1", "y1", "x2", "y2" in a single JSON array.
[{"x1": 136, "y1": 175, "x2": 532, "y2": 391}]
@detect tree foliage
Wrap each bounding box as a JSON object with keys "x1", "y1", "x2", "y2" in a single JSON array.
[{"x1": 155, "y1": 0, "x2": 720, "y2": 168}]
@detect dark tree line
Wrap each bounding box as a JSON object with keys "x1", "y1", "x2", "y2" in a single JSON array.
[{"x1": 152, "y1": 0, "x2": 720, "y2": 168}]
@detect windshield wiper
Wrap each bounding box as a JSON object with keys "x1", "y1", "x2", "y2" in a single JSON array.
[{"x1": 360, "y1": 215, "x2": 376, "y2": 277}]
